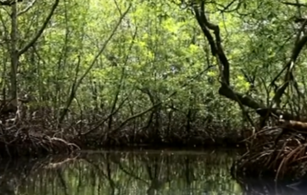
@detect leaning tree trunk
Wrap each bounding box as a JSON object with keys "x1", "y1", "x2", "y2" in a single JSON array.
[{"x1": 191, "y1": 2, "x2": 307, "y2": 122}]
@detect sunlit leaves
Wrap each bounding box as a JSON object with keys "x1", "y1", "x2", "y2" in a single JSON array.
[
  {"x1": 234, "y1": 75, "x2": 250, "y2": 92},
  {"x1": 2, "y1": 0, "x2": 304, "y2": 126}
]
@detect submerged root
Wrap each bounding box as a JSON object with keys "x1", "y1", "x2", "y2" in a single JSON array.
[{"x1": 232, "y1": 119, "x2": 307, "y2": 181}]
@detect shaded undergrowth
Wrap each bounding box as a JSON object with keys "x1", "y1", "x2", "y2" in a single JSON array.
[{"x1": 0, "y1": 101, "x2": 249, "y2": 158}]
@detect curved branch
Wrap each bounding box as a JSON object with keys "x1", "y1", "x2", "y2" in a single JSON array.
[
  {"x1": 193, "y1": 2, "x2": 230, "y2": 85},
  {"x1": 18, "y1": 0, "x2": 37, "y2": 16},
  {"x1": 193, "y1": 2, "x2": 259, "y2": 117},
  {"x1": 18, "y1": 0, "x2": 59, "y2": 56},
  {"x1": 192, "y1": 1, "x2": 307, "y2": 122},
  {"x1": 271, "y1": 21, "x2": 307, "y2": 107}
]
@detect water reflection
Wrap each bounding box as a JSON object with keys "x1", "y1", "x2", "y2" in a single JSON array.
[{"x1": 0, "y1": 149, "x2": 305, "y2": 195}]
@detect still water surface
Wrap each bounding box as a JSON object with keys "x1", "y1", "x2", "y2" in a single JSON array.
[{"x1": 0, "y1": 149, "x2": 305, "y2": 195}]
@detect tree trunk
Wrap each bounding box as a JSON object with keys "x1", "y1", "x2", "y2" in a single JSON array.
[{"x1": 9, "y1": 2, "x2": 19, "y2": 100}]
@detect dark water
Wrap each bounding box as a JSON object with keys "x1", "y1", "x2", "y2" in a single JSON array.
[{"x1": 0, "y1": 149, "x2": 306, "y2": 195}]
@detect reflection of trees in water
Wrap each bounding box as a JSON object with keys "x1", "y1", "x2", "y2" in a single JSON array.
[
  {"x1": 0, "y1": 150, "x2": 242, "y2": 194},
  {"x1": 1, "y1": 151, "x2": 307, "y2": 194},
  {"x1": 0, "y1": 156, "x2": 79, "y2": 195}
]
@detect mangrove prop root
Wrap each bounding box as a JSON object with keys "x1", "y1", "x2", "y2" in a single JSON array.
[
  {"x1": 0, "y1": 125, "x2": 80, "y2": 158},
  {"x1": 232, "y1": 119, "x2": 307, "y2": 181}
]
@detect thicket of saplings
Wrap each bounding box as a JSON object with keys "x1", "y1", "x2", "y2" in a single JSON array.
[{"x1": 0, "y1": 75, "x2": 250, "y2": 155}]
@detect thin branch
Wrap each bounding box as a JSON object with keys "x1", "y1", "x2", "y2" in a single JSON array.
[
  {"x1": 18, "y1": 0, "x2": 59, "y2": 56},
  {"x1": 113, "y1": 0, "x2": 122, "y2": 16},
  {"x1": 17, "y1": 0, "x2": 37, "y2": 16},
  {"x1": 271, "y1": 20, "x2": 307, "y2": 107},
  {"x1": 106, "y1": 65, "x2": 215, "y2": 135},
  {"x1": 281, "y1": 1, "x2": 307, "y2": 7},
  {"x1": 74, "y1": 5, "x2": 132, "y2": 89},
  {"x1": 57, "y1": 5, "x2": 132, "y2": 125}
]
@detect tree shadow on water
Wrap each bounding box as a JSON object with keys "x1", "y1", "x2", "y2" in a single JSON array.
[
  {"x1": 0, "y1": 150, "x2": 242, "y2": 195},
  {"x1": 236, "y1": 178, "x2": 307, "y2": 195}
]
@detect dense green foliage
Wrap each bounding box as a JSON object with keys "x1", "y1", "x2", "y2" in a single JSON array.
[{"x1": 1, "y1": 0, "x2": 307, "y2": 144}]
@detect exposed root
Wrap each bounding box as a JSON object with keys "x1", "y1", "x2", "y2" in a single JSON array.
[
  {"x1": 79, "y1": 125, "x2": 244, "y2": 148},
  {"x1": 0, "y1": 120, "x2": 80, "y2": 158},
  {"x1": 0, "y1": 98, "x2": 247, "y2": 158},
  {"x1": 0, "y1": 133, "x2": 80, "y2": 158},
  {"x1": 232, "y1": 118, "x2": 307, "y2": 181}
]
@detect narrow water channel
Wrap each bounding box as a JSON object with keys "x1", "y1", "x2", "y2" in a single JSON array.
[{"x1": 0, "y1": 149, "x2": 305, "y2": 195}]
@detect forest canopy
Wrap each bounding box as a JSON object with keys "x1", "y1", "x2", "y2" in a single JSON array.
[{"x1": 0, "y1": 0, "x2": 307, "y2": 141}]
